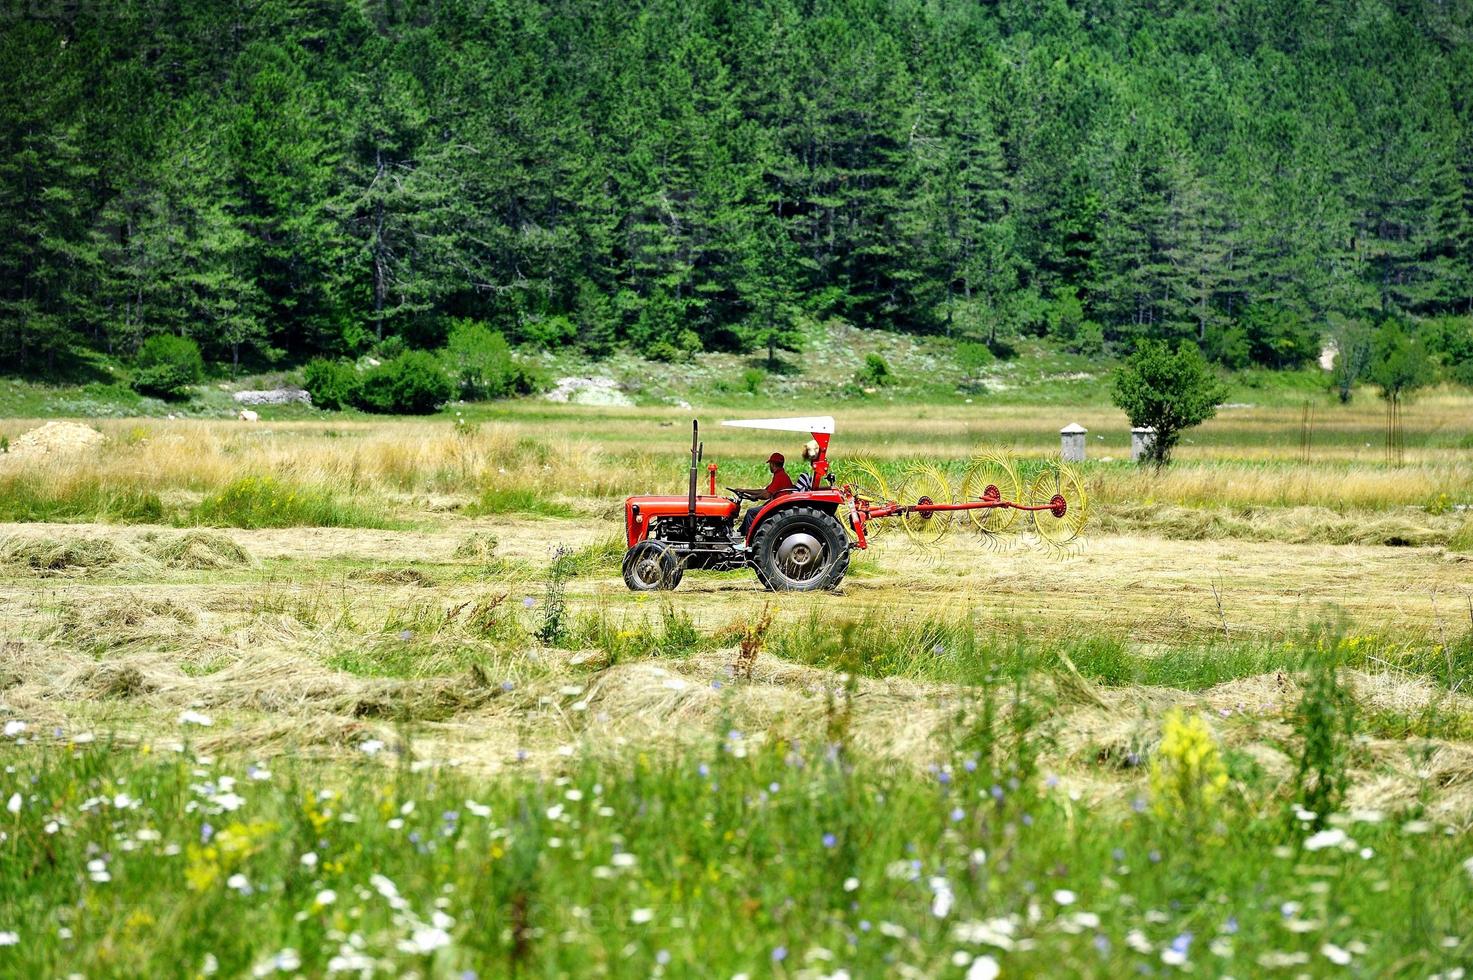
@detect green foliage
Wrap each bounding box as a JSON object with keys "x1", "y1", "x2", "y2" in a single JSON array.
[
  {"x1": 442, "y1": 321, "x2": 542, "y2": 400},
  {"x1": 131, "y1": 335, "x2": 204, "y2": 400},
  {"x1": 955, "y1": 342, "x2": 993, "y2": 376},
  {"x1": 1289, "y1": 649, "x2": 1357, "y2": 829},
  {"x1": 1328, "y1": 317, "x2": 1375, "y2": 403},
  {"x1": 1111, "y1": 341, "x2": 1228, "y2": 467},
  {"x1": 302, "y1": 359, "x2": 359, "y2": 411},
  {"x1": 194, "y1": 476, "x2": 389, "y2": 529},
  {"x1": 1421, "y1": 315, "x2": 1473, "y2": 386},
  {"x1": 1238, "y1": 305, "x2": 1320, "y2": 369},
  {"x1": 855, "y1": 353, "x2": 895, "y2": 389},
  {"x1": 1368, "y1": 321, "x2": 1434, "y2": 402},
  {"x1": 2, "y1": 0, "x2": 1472, "y2": 374},
  {"x1": 354, "y1": 351, "x2": 454, "y2": 415},
  {"x1": 535, "y1": 547, "x2": 573, "y2": 646}
]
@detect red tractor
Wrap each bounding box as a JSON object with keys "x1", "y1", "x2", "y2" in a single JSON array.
[
  {"x1": 621, "y1": 416, "x2": 850, "y2": 592},
  {"x1": 620, "y1": 416, "x2": 1089, "y2": 593}
]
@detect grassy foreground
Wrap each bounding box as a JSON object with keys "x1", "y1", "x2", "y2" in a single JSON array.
[{"x1": 4, "y1": 710, "x2": 1471, "y2": 977}]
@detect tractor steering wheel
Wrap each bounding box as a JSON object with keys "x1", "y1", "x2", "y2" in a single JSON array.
[{"x1": 726, "y1": 487, "x2": 758, "y2": 501}]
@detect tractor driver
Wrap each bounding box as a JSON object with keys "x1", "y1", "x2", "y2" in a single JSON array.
[{"x1": 735, "y1": 452, "x2": 793, "y2": 537}]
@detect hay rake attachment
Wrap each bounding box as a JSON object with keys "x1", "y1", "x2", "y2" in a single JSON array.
[{"x1": 840, "y1": 450, "x2": 1089, "y2": 553}]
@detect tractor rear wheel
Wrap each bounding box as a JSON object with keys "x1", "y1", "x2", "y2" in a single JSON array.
[
  {"x1": 751, "y1": 506, "x2": 849, "y2": 592},
  {"x1": 622, "y1": 540, "x2": 683, "y2": 591}
]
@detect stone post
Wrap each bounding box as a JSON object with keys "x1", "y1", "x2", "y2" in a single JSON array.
[
  {"x1": 1059, "y1": 422, "x2": 1087, "y2": 462},
  {"x1": 1130, "y1": 426, "x2": 1157, "y2": 462}
]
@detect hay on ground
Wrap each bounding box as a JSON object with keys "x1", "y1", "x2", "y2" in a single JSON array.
[
  {"x1": 144, "y1": 531, "x2": 253, "y2": 570},
  {"x1": 2, "y1": 421, "x2": 104, "y2": 460},
  {"x1": 0, "y1": 534, "x2": 146, "y2": 574}
]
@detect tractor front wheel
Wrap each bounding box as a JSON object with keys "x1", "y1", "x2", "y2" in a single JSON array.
[
  {"x1": 622, "y1": 540, "x2": 683, "y2": 591},
  {"x1": 751, "y1": 506, "x2": 850, "y2": 592}
]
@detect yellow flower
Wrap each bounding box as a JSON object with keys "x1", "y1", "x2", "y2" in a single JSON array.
[{"x1": 1150, "y1": 708, "x2": 1228, "y2": 823}]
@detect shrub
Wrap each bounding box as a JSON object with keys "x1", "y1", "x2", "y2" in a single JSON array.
[
  {"x1": 741, "y1": 367, "x2": 765, "y2": 394},
  {"x1": 442, "y1": 320, "x2": 542, "y2": 399},
  {"x1": 355, "y1": 351, "x2": 454, "y2": 414},
  {"x1": 1072, "y1": 320, "x2": 1105, "y2": 356},
  {"x1": 855, "y1": 353, "x2": 895, "y2": 388},
  {"x1": 302, "y1": 359, "x2": 360, "y2": 411},
  {"x1": 131, "y1": 335, "x2": 203, "y2": 400},
  {"x1": 955, "y1": 342, "x2": 993, "y2": 376}
]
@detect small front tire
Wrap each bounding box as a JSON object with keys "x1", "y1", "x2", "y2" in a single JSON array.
[{"x1": 622, "y1": 540, "x2": 684, "y2": 591}]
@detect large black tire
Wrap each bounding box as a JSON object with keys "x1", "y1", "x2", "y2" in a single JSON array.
[
  {"x1": 622, "y1": 540, "x2": 684, "y2": 591},
  {"x1": 750, "y1": 505, "x2": 850, "y2": 592}
]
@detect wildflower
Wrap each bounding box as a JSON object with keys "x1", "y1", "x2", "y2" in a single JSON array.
[
  {"x1": 399, "y1": 926, "x2": 451, "y2": 954},
  {"x1": 1150, "y1": 709, "x2": 1227, "y2": 822},
  {"x1": 359, "y1": 740, "x2": 384, "y2": 756},
  {"x1": 631, "y1": 908, "x2": 654, "y2": 924},
  {"x1": 523, "y1": 597, "x2": 535, "y2": 609},
  {"x1": 1053, "y1": 889, "x2": 1076, "y2": 906},
  {"x1": 0, "y1": 932, "x2": 17, "y2": 946},
  {"x1": 966, "y1": 955, "x2": 1000, "y2": 980},
  {"x1": 3, "y1": 721, "x2": 25, "y2": 737},
  {"x1": 5, "y1": 793, "x2": 19, "y2": 814},
  {"x1": 772, "y1": 947, "x2": 787, "y2": 962},
  {"x1": 952, "y1": 917, "x2": 1016, "y2": 950},
  {"x1": 1093, "y1": 934, "x2": 1111, "y2": 954},
  {"x1": 950, "y1": 807, "x2": 965, "y2": 823},
  {"x1": 300, "y1": 851, "x2": 317, "y2": 868},
  {"x1": 1303, "y1": 828, "x2": 1348, "y2": 851},
  {"x1": 398, "y1": 630, "x2": 413, "y2": 642},
  {"x1": 1321, "y1": 943, "x2": 1352, "y2": 965},
  {"x1": 88, "y1": 859, "x2": 110, "y2": 883},
  {"x1": 611, "y1": 852, "x2": 637, "y2": 868},
  {"x1": 1161, "y1": 932, "x2": 1193, "y2": 966},
  {"x1": 314, "y1": 889, "x2": 337, "y2": 908},
  {"x1": 227, "y1": 873, "x2": 250, "y2": 893},
  {"x1": 843, "y1": 877, "x2": 859, "y2": 892},
  {"x1": 822, "y1": 833, "x2": 837, "y2": 849},
  {"x1": 930, "y1": 877, "x2": 954, "y2": 918},
  {"x1": 178, "y1": 710, "x2": 214, "y2": 727}
]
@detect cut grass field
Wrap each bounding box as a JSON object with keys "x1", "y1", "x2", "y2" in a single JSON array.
[{"x1": 1, "y1": 395, "x2": 1471, "y2": 974}]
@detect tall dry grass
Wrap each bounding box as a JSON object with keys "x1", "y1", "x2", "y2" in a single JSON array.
[{"x1": 0, "y1": 401, "x2": 1467, "y2": 522}]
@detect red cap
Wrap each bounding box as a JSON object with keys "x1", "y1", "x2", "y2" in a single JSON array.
[{"x1": 767, "y1": 452, "x2": 785, "y2": 465}]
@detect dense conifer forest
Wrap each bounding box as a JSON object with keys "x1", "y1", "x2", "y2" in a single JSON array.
[{"x1": 2, "y1": 0, "x2": 1470, "y2": 376}]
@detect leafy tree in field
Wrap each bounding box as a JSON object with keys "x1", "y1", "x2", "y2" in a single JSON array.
[
  {"x1": 1368, "y1": 321, "x2": 1433, "y2": 464},
  {"x1": 1111, "y1": 341, "x2": 1228, "y2": 467},
  {"x1": 1327, "y1": 317, "x2": 1375, "y2": 403}
]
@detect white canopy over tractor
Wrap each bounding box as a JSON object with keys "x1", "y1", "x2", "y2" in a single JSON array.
[{"x1": 720, "y1": 415, "x2": 835, "y2": 435}]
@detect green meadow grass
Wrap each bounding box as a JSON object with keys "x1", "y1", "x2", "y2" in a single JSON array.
[
  {"x1": 193, "y1": 476, "x2": 397, "y2": 530},
  {"x1": 0, "y1": 472, "x2": 164, "y2": 524},
  {"x1": 2, "y1": 721, "x2": 1469, "y2": 977}
]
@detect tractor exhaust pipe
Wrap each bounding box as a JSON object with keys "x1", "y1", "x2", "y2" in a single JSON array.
[{"x1": 688, "y1": 419, "x2": 700, "y2": 521}]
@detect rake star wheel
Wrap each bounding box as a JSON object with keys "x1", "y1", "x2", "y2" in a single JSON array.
[
  {"x1": 959, "y1": 449, "x2": 1024, "y2": 537},
  {"x1": 838, "y1": 457, "x2": 895, "y2": 540},
  {"x1": 1027, "y1": 463, "x2": 1089, "y2": 551},
  {"x1": 896, "y1": 464, "x2": 955, "y2": 547}
]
